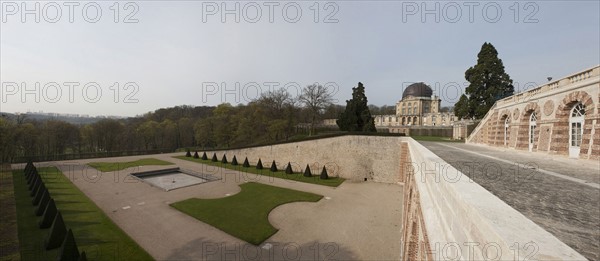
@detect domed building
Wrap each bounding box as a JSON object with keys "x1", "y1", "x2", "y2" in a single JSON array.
[{"x1": 374, "y1": 82, "x2": 456, "y2": 128}]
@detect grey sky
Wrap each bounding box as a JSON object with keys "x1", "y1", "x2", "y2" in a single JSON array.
[{"x1": 1, "y1": 1, "x2": 599, "y2": 117}]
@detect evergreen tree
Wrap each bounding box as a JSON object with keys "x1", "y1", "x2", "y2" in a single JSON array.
[
  {"x1": 243, "y1": 157, "x2": 250, "y2": 168},
  {"x1": 270, "y1": 160, "x2": 278, "y2": 172},
  {"x1": 337, "y1": 82, "x2": 377, "y2": 132},
  {"x1": 231, "y1": 156, "x2": 238, "y2": 165},
  {"x1": 453, "y1": 94, "x2": 471, "y2": 120},
  {"x1": 285, "y1": 162, "x2": 293, "y2": 174},
  {"x1": 320, "y1": 166, "x2": 329, "y2": 179},
  {"x1": 457, "y1": 42, "x2": 514, "y2": 119},
  {"x1": 256, "y1": 159, "x2": 263, "y2": 169},
  {"x1": 303, "y1": 164, "x2": 312, "y2": 177},
  {"x1": 201, "y1": 152, "x2": 208, "y2": 160}
]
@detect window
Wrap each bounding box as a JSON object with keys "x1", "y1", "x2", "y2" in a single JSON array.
[
  {"x1": 570, "y1": 103, "x2": 585, "y2": 148},
  {"x1": 529, "y1": 112, "x2": 537, "y2": 151}
]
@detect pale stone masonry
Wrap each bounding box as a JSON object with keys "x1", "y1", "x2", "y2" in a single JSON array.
[{"x1": 467, "y1": 65, "x2": 600, "y2": 160}]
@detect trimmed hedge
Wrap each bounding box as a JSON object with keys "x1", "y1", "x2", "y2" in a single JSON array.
[
  {"x1": 285, "y1": 162, "x2": 293, "y2": 174},
  {"x1": 270, "y1": 161, "x2": 278, "y2": 172}
]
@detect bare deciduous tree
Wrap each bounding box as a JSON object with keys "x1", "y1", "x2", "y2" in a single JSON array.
[{"x1": 298, "y1": 84, "x2": 334, "y2": 136}]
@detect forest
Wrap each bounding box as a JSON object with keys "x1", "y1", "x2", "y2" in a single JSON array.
[{"x1": 1, "y1": 86, "x2": 395, "y2": 163}]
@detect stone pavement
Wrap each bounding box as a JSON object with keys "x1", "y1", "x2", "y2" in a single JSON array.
[
  {"x1": 419, "y1": 141, "x2": 600, "y2": 261},
  {"x1": 21, "y1": 154, "x2": 404, "y2": 260}
]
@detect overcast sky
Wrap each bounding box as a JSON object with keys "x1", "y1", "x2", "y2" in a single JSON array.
[{"x1": 1, "y1": 1, "x2": 599, "y2": 117}]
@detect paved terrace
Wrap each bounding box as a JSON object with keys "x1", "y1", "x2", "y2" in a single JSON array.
[
  {"x1": 420, "y1": 141, "x2": 600, "y2": 260},
  {"x1": 25, "y1": 154, "x2": 404, "y2": 260}
]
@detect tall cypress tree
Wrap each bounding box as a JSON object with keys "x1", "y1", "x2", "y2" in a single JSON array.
[
  {"x1": 337, "y1": 82, "x2": 377, "y2": 132},
  {"x1": 457, "y1": 42, "x2": 514, "y2": 119}
]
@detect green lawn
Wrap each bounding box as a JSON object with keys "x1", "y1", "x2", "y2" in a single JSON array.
[
  {"x1": 87, "y1": 158, "x2": 173, "y2": 172},
  {"x1": 12, "y1": 167, "x2": 153, "y2": 261},
  {"x1": 174, "y1": 156, "x2": 345, "y2": 187},
  {"x1": 411, "y1": 135, "x2": 464, "y2": 142},
  {"x1": 170, "y1": 182, "x2": 322, "y2": 245}
]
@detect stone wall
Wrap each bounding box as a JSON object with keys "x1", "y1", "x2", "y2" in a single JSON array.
[
  {"x1": 202, "y1": 135, "x2": 403, "y2": 183},
  {"x1": 400, "y1": 141, "x2": 431, "y2": 261},
  {"x1": 467, "y1": 66, "x2": 600, "y2": 160},
  {"x1": 405, "y1": 138, "x2": 585, "y2": 260}
]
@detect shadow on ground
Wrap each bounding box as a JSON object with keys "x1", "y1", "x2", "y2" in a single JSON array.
[{"x1": 165, "y1": 237, "x2": 358, "y2": 261}]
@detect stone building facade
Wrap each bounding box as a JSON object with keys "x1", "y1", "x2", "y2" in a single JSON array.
[
  {"x1": 467, "y1": 65, "x2": 600, "y2": 160},
  {"x1": 374, "y1": 82, "x2": 457, "y2": 128}
]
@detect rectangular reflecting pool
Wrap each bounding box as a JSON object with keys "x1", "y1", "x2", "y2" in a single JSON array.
[{"x1": 131, "y1": 168, "x2": 220, "y2": 191}]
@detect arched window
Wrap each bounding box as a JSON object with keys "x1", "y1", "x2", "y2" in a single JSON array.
[
  {"x1": 569, "y1": 103, "x2": 585, "y2": 158},
  {"x1": 528, "y1": 112, "x2": 537, "y2": 152}
]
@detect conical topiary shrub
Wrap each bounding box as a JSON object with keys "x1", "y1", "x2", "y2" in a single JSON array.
[
  {"x1": 270, "y1": 161, "x2": 278, "y2": 172},
  {"x1": 29, "y1": 174, "x2": 40, "y2": 190},
  {"x1": 201, "y1": 152, "x2": 208, "y2": 160},
  {"x1": 320, "y1": 166, "x2": 329, "y2": 179},
  {"x1": 243, "y1": 157, "x2": 250, "y2": 168},
  {"x1": 285, "y1": 162, "x2": 293, "y2": 174},
  {"x1": 193, "y1": 151, "x2": 199, "y2": 159},
  {"x1": 40, "y1": 199, "x2": 57, "y2": 228},
  {"x1": 211, "y1": 153, "x2": 218, "y2": 162},
  {"x1": 57, "y1": 229, "x2": 80, "y2": 261},
  {"x1": 256, "y1": 159, "x2": 263, "y2": 169},
  {"x1": 231, "y1": 156, "x2": 238, "y2": 165},
  {"x1": 36, "y1": 190, "x2": 51, "y2": 216},
  {"x1": 304, "y1": 164, "x2": 312, "y2": 177},
  {"x1": 32, "y1": 186, "x2": 47, "y2": 205},
  {"x1": 27, "y1": 168, "x2": 38, "y2": 185},
  {"x1": 46, "y1": 212, "x2": 67, "y2": 250},
  {"x1": 31, "y1": 179, "x2": 43, "y2": 196},
  {"x1": 25, "y1": 160, "x2": 33, "y2": 174},
  {"x1": 221, "y1": 154, "x2": 228, "y2": 164},
  {"x1": 185, "y1": 149, "x2": 192, "y2": 157}
]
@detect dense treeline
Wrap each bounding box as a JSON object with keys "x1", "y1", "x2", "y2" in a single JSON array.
[{"x1": 0, "y1": 86, "x2": 357, "y2": 163}]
